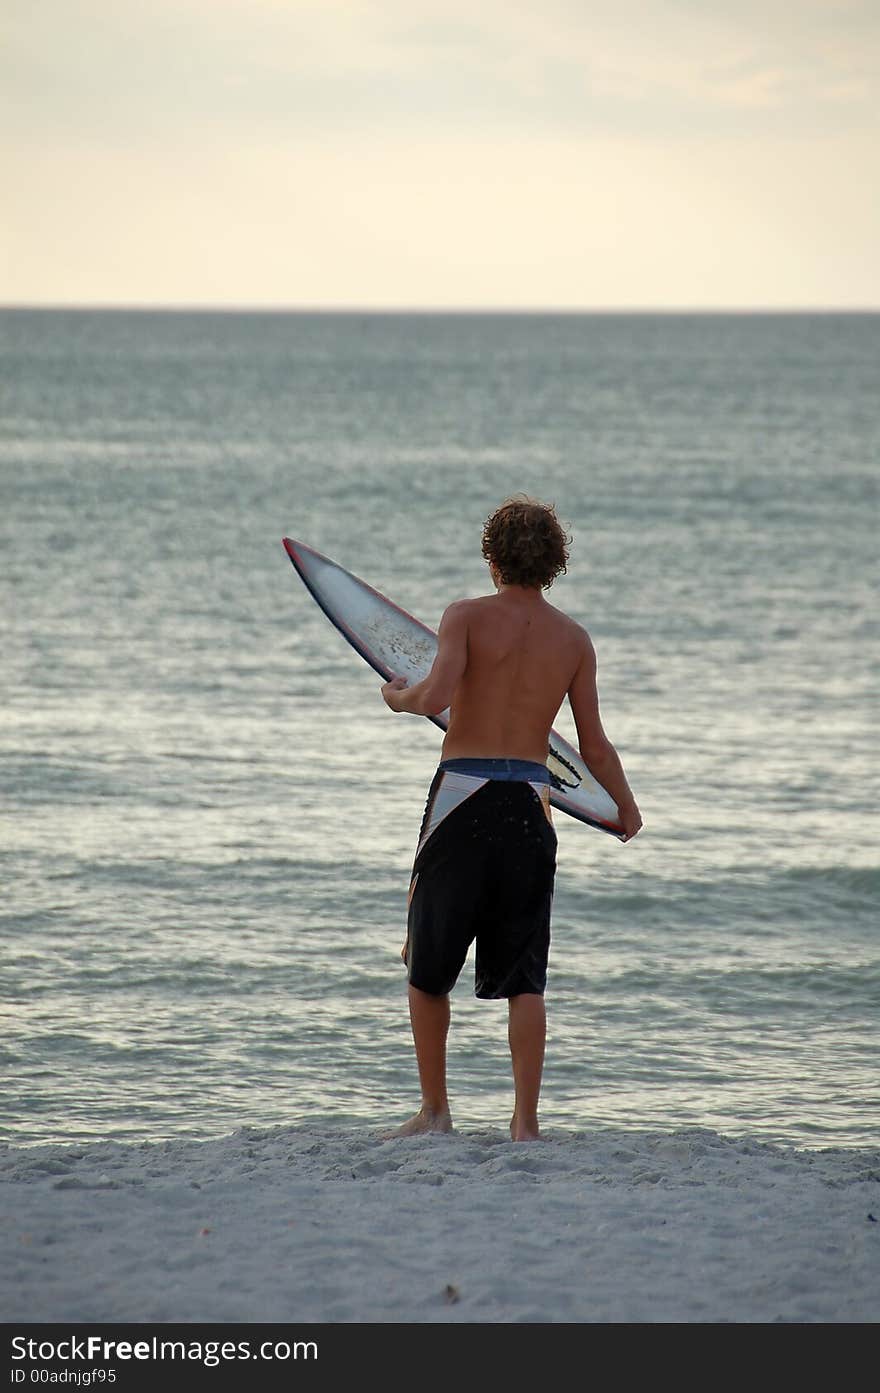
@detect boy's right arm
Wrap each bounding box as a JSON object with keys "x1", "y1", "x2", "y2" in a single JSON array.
[{"x1": 567, "y1": 631, "x2": 643, "y2": 842}]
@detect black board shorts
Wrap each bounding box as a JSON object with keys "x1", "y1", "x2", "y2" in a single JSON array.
[{"x1": 404, "y1": 758, "x2": 558, "y2": 999}]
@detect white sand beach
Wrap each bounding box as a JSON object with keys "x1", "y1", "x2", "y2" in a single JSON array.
[{"x1": 2, "y1": 1124, "x2": 879, "y2": 1324}]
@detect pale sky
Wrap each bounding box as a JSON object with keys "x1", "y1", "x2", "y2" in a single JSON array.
[{"x1": 2, "y1": 0, "x2": 878, "y2": 308}]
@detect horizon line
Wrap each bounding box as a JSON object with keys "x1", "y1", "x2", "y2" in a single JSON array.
[
  {"x1": 0, "y1": 303, "x2": 874, "y2": 317},
  {"x1": 1, "y1": 302, "x2": 879, "y2": 316}
]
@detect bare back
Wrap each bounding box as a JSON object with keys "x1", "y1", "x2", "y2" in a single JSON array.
[{"x1": 441, "y1": 589, "x2": 586, "y2": 763}]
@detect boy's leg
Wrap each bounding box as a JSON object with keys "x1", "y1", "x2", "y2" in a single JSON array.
[
  {"x1": 391, "y1": 984, "x2": 454, "y2": 1135},
  {"x1": 508, "y1": 993, "x2": 546, "y2": 1141}
]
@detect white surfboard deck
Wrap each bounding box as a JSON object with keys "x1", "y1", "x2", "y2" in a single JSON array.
[{"x1": 283, "y1": 537, "x2": 624, "y2": 837}]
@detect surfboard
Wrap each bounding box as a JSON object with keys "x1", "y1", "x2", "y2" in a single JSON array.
[{"x1": 282, "y1": 537, "x2": 624, "y2": 837}]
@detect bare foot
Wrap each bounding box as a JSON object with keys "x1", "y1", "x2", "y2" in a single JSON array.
[
  {"x1": 510, "y1": 1115, "x2": 541, "y2": 1142},
  {"x1": 386, "y1": 1107, "x2": 453, "y2": 1138}
]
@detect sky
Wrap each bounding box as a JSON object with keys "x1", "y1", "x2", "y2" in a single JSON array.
[{"x1": 2, "y1": 0, "x2": 878, "y2": 309}]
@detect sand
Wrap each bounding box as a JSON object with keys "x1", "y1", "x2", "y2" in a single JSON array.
[{"x1": 2, "y1": 1123, "x2": 879, "y2": 1324}]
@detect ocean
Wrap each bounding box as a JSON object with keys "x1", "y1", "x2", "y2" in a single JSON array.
[{"x1": 1, "y1": 309, "x2": 877, "y2": 1150}]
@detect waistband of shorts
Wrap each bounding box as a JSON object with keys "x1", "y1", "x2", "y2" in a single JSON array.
[{"x1": 438, "y1": 757, "x2": 550, "y2": 785}]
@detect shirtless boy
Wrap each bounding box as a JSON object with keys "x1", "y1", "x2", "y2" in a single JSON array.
[{"x1": 381, "y1": 496, "x2": 642, "y2": 1140}]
